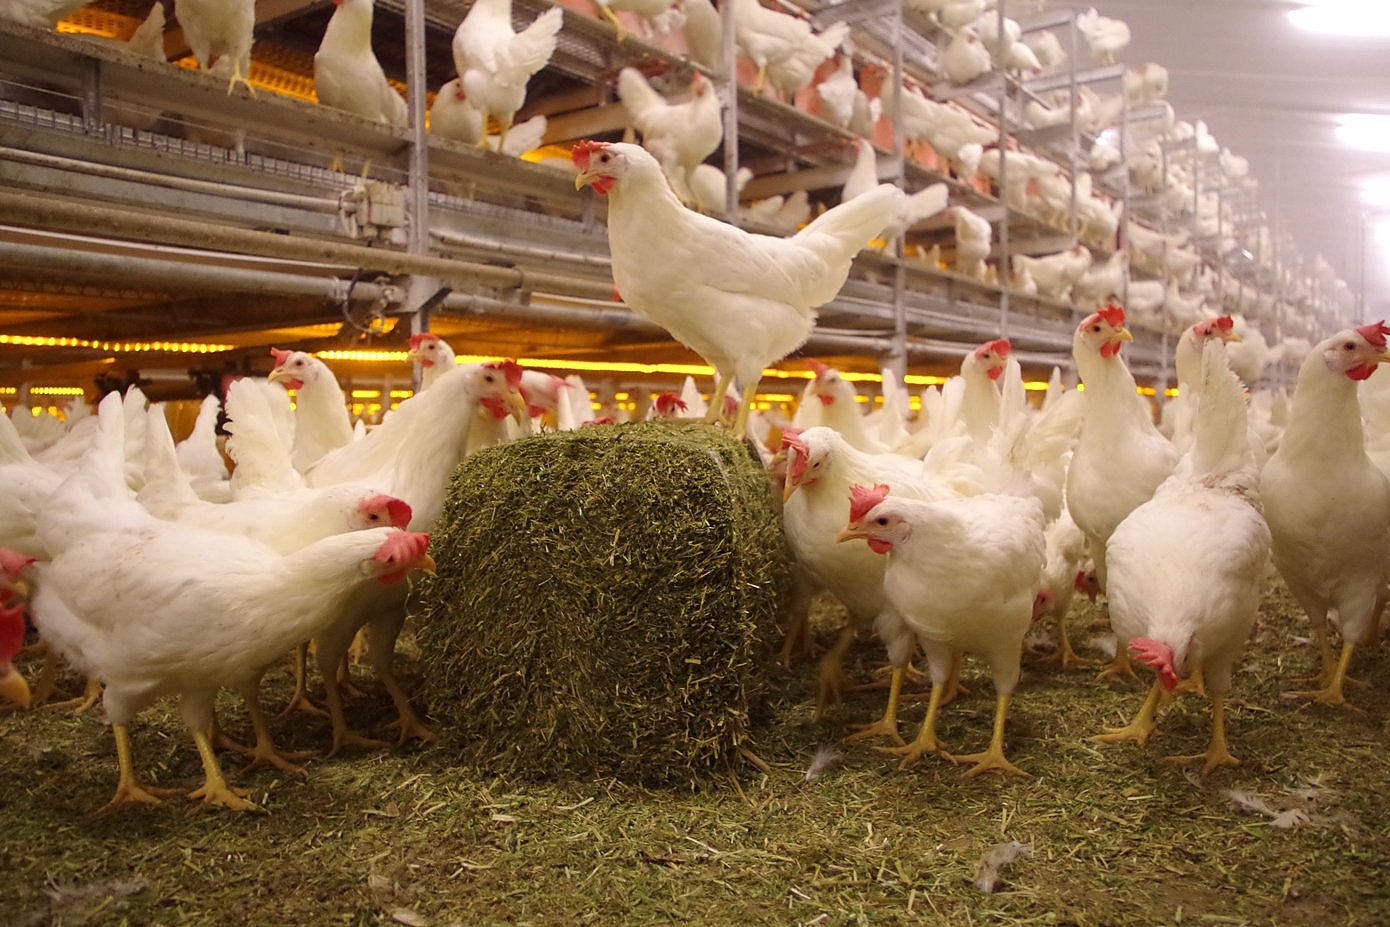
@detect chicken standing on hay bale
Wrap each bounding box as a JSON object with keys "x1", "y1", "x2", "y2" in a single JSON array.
[
  {"x1": 412, "y1": 422, "x2": 793, "y2": 786},
  {"x1": 572, "y1": 139, "x2": 902, "y2": 440}
]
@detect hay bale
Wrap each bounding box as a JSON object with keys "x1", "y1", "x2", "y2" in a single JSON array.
[{"x1": 414, "y1": 422, "x2": 792, "y2": 785}]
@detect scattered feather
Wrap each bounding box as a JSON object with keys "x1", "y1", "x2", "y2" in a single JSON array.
[
  {"x1": 1270, "y1": 809, "x2": 1311, "y2": 830},
  {"x1": 1084, "y1": 635, "x2": 1118, "y2": 659},
  {"x1": 1225, "y1": 787, "x2": 1275, "y2": 816},
  {"x1": 973, "y1": 841, "x2": 1033, "y2": 893},
  {"x1": 804, "y1": 744, "x2": 843, "y2": 782}
]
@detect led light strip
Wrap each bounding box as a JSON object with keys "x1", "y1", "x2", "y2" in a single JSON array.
[{"x1": 0, "y1": 334, "x2": 235, "y2": 353}]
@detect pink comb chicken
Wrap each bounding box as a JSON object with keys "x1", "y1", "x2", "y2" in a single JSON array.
[
  {"x1": 1260, "y1": 322, "x2": 1390, "y2": 709},
  {"x1": 268, "y1": 347, "x2": 354, "y2": 474},
  {"x1": 573, "y1": 139, "x2": 902, "y2": 439},
  {"x1": 958, "y1": 337, "x2": 1013, "y2": 447},
  {"x1": 1095, "y1": 339, "x2": 1270, "y2": 774},
  {"x1": 1167, "y1": 315, "x2": 1244, "y2": 452},
  {"x1": 838, "y1": 483, "x2": 1045, "y2": 777},
  {"x1": 652, "y1": 392, "x2": 688, "y2": 419}
]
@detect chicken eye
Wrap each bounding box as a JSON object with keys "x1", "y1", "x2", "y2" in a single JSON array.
[
  {"x1": 874, "y1": 516, "x2": 889, "y2": 526},
  {"x1": 599, "y1": 153, "x2": 611, "y2": 163},
  {"x1": 368, "y1": 512, "x2": 380, "y2": 521},
  {"x1": 484, "y1": 373, "x2": 495, "y2": 382},
  {"x1": 1345, "y1": 342, "x2": 1357, "y2": 351},
  {"x1": 1090, "y1": 324, "x2": 1102, "y2": 333}
]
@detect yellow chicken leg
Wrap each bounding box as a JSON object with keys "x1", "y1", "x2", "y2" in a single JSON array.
[
  {"x1": 813, "y1": 625, "x2": 857, "y2": 720},
  {"x1": 236, "y1": 692, "x2": 314, "y2": 774},
  {"x1": 1164, "y1": 692, "x2": 1239, "y2": 775},
  {"x1": 97, "y1": 725, "x2": 177, "y2": 813},
  {"x1": 1092, "y1": 679, "x2": 1166, "y2": 746},
  {"x1": 1285, "y1": 641, "x2": 1356, "y2": 708},
  {"x1": 600, "y1": 5, "x2": 628, "y2": 41},
  {"x1": 845, "y1": 665, "x2": 906, "y2": 745},
  {"x1": 876, "y1": 678, "x2": 949, "y2": 769},
  {"x1": 188, "y1": 729, "x2": 261, "y2": 811},
  {"x1": 945, "y1": 691, "x2": 1026, "y2": 777},
  {"x1": 1095, "y1": 646, "x2": 1139, "y2": 684},
  {"x1": 702, "y1": 374, "x2": 733, "y2": 426}
]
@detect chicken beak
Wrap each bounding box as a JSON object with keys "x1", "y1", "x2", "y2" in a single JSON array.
[
  {"x1": 836, "y1": 525, "x2": 868, "y2": 544},
  {"x1": 575, "y1": 169, "x2": 596, "y2": 191},
  {"x1": 0, "y1": 666, "x2": 31, "y2": 710},
  {"x1": 505, "y1": 389, "x2": 529, "y2": 424},
  {"x1": 8, "y1": 579, "x2": 29, "y2": 602},
  {"x1": 1115, "y1": 327, "x2": 1134, "y2": 342},
  {"x1": 783, "y1": 478, "x2": 799, "y2": 504},
  {"x1": 416, "y1": 554, "x2": 437, "y2": 576},
  {"x1": 1221, "y1": 332, "x2": 1243, "y2": 344},
  {"x1": 1376, "y1": 350, "x2": 1390, "y2": 365},
  {"x1": 266, "y1": 367, "x2": 286, "y2": 382}
]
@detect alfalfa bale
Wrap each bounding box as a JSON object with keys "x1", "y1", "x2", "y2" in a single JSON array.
[{"x1": 413, "y1": 421, "x2": 793, "y2": 786}]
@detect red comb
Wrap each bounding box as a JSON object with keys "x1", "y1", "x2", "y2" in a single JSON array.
[
  {"x1": 373, "y1": 531, "x2": 430, "y2": 585},
  {"x1": 571, "y1": 139, "x2": 607, "y2": 170},
  {"x1": 1213, "y1": 315, "x2": 1234, "y2": 332},
  {"x1": 0, "y1": 600, "x2": 24, "y2": 664},
  {"x1": 848, "y1": 483, "x2": 890, "y2": 523},
  {"x1": 483, "y1": 360, "x2": 524, "y2": 389},
  {"x1": 269, "y1": 347, "x2": 292, "y2": 368},
  {"x1": 1098, "y1": 304, "x2": 1126, "y2": 328},
  {"x1": 1355, "y1": 320, "x2": 1390, "y2": 349},
  {"x1": 1128, "y1": 637, "x2": 1179, "y2": 690},
  {"x1": 407, "y1": 332, "x2": 437, "y2": 350},
  {"x1": 360, "y1": 494, "x2": 413, "y2": 529},
  {"x1": 654, "y1": 392, "x2": 687, "y2": 414},
  {"x1": 0, "y1": 549, "x2": 35, "y2": 581},
  {"x1": 780, "y1": 427, "x2": 809, "y2": 481},
  {"x1": 806, "y1": 359, "x2": 831, "y2": 378},
  {"x1": 974, "y1": 338, "x2": 1011, "y2": 359}
]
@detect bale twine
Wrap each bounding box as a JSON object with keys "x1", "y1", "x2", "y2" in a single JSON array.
[{"x1": 413, "y1": 422, "x2": 793, "y2": 785}]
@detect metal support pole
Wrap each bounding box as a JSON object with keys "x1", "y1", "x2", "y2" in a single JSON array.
[
  {"x1": 81, "y1": 58, "x2": 103, "y2": 134},
  {"x1": 996, "y1": 0, "x2": 1011, "y2": 337},
  {"x1": 885, "y1": 0, "x2": 907, "y2": 381},
  {"x1": 721, "y1": 0, "x2": 740, "y2": 221},
  {"x1": 404, "y1": 0, "x2": 431, "y2": 387}
]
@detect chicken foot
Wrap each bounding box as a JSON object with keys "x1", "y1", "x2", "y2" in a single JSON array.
[
  {"x1": 1091, "y1": 679, "x2": 1166, "y2": 746},
  {"x1": 1036, "y1": 616, "x2": 1101, "y2": 670},
  {"x1": 901, "y1": 653, "x2": 968, "y2": 707},
  {"x1": 599, "y1": 5, "x2": 629, "y2": 41},
  {"x1": 845, "y1": 665, "x2": 906, "y2": 745},
  {"x1": 945, "y1": 691, "x2": 1026, "y2": 778},
  {"x1": 224, "y1": 689, "x2": 314, "y2": 775},
  {"x1": 276, "y1": 643, "x2": 329, "y2": 720},
  {"x1": 1284, "y1": 641, "x2": 1360, "y2": 709},
  {"x1": 188, "y1": 729, "x2": 262, "y2": 811},
  {"x1": 366, "y1": 616, "x2": 436, "y2": 747},
  {"x1": 1095, "y1": 646, "x2": 1139, "y2": 684},
  {"x1": 812, "y1": 625, "x2": 857, "y2": 721},
  {"x1": 875, "y1": 678, "x2": 949, "y2": 769},
  {"x1": 1163, "y1": 692, "x2": 1239, "y2": 776},
  {"x1": 97, "y1": 725, "x2": 181, "y2": 813}
]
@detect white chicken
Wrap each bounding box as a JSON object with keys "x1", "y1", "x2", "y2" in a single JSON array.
[
  {"x1": 951, "y1": 205, "x2": 992, "y2": 279},
  {"x1": 841, "y1": 138, "x2": 949, "y2": 250},
  {"x1": 1031, "y1": 508, "x2": 1098, "y2": 670},
  {"x1": 267, "y1": 348, "x2": 354, "y2": 474},
  {"x1": 940, "y1": 29, "x2": 992, "y2": 85},
  {"x1": 780, "y1": 426, "x2": 964, "y2": 731},
  {"x1": 688, "y1": 163, "x2": 754, "y2": 217},
  {"x1": 572, "y1": 140, "x2": 902, "y2": 438},
  {"x1": 175, "y1": 0, "x2": 254, "y2": 94},
  {"x1": 766, "y1": 21, "x2": 850, "y2": 99},
  {"x1": 1, "y1": 0, "x2": 93, "y2": 29},
  {"x1": 1096, "y1": 340, "x2": 1270, "y2": 775},
  {"x1": 1064, "y1": 305, "x2": 1179, "y2": 673},
  {"x1": 1124, "y1": 62, "x2": 1168, "y2": 106},
  {"x1": 838, "y1": 483, "x2": 1045, "y2": 776},
  {"x1": 591, "y1": 0, "x2": 679, "y2": 41},
  {"x1": 2, "y1": 547, "x2": 35, "y2": 709},
  {"x1": 815, "y1": 54, "x2": 880, "y2": 135},
  {"x1": 680, "y1": 0, "x2": 723, "y2": 72},
  {"x1": 1260, "y1": 323, "x2": 1390, "y2": 707},
  {"x1": 1072, "y1": 251, "x2": 1127, "y2": 309},
  {"x1": 1075, "y1": 7, "x2": 1131, "y2": 64},
  {"x1": 1011, "y1": 245, "x2": 1092, "y2": 302},
  {"x1": 617, "y1": 68, "x2": 723, "y2": 199},
  {"x1": 451, "y1": 0, "x2": 563, "y2": 150},
  {"x1": 405, "y1": 331, "x2": 457, "y2": 391},
  {"x1": 430, "y1": 78, "x2": 547, "y2": 155},
  {"x1": 314, "y1": 0, "x2": 407, "y2": 127},
  {"x1": 731, "y1": 0, "x2": 844, "y2": 95},
  {"x1": 897, "y1": 86, "x2": 995, "y2": 178},
  {"x1": 797, "y1": 361, "x2": 886, "y2": 454},
  {"x1": 1164, "y1": 315, "x2": 1242, "y2": 452},
  {"x1": 29, "y1": 393, "x2": 434, "y2": 811}
]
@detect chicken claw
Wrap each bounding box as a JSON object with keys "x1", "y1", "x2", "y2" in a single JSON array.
[
  {"x1": 386, "y1": 712, "x2": 437, "y2": 747},
  {"x1": 944, "y1": 747, "x2": 1027, "y2": 778},
  {"x1": 1091, "y1": 680, "x2": 1166, "y2": 747},
  {"x1": 97, "y1": 725, "x2": 181, "y2": 814},
  {"x1": 189, "y1": 730, "x2": 263, "y2": 812}
]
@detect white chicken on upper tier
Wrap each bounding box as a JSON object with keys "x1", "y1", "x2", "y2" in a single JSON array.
[
  {"x1": 314, "y1": 0, "x2": 407, "y2": 127},
  {"x1": 764, "y1": 21, "x2": 850, "y2": 100},
  {"x1": 572, "y1": 140, "x2": 902, "y2": 438},
  {"x1": 1260, "y1": 322, "x2": 1390, "y2": 708},
  {"x1": 617, "y1": 68, "x2": 723, "y2": 201},
  {"x1": 430, "y1": 77, "x2": 547, "y2": 154},
  {"x1": 731, "y1": 0, "x2": 845, "y2": 95},
  {"x1": 1095, "y1": 340, "x2": 1270, "y2": 775},
  {"x1": 175, "y1": 0, "x2": 255, "y2": 93},
  {"x1": 839, "y1": 483, "x2": 1045, "y2": 777},
  {"x1": 816, "y1": 55, "x2": 880, "y2": 135},
  {"x1": 1, "y1": 0, "x2": 94, "y2": 29},
  {"x1": 841, "y1": 138, "x2": 949, "y2": 251},
  {"x1": 1076, "y1": 7, "x2": 1131, "y2": 64},
  {"x1": 452, "y1": 0, "x2": 563, "y2": 150}
]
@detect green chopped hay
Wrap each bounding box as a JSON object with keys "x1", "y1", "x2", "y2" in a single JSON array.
[{"x1": 413, "y1": 422, "x2": 794, "y2": 785}]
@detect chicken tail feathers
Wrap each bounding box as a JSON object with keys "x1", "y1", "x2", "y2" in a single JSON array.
[
  {"x1": 793, "y1": 183, "x2": 902, "y2": 262},
  {"x1": 1187, "y1": 338, "x2": 1254, "y2": 481},
  {"x1": 514, "y1": 6, "x2": 564, "y2": 77}
]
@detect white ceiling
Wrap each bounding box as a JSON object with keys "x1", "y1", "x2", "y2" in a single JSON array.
[{"x1": 1051, "y1": 0, "x2": 1390, "y2": 322}]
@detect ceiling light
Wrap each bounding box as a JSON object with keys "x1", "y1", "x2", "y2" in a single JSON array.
[
  {"x1": 1360, "y1": 174, "x2": 1390, "y2": 207},
  {"x1": 1335, "y1": 114, "x2": 1390, "y2": 153},
  {"x1": 1289, "y1": 1, "x2": 1390, "y2": 37}
]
